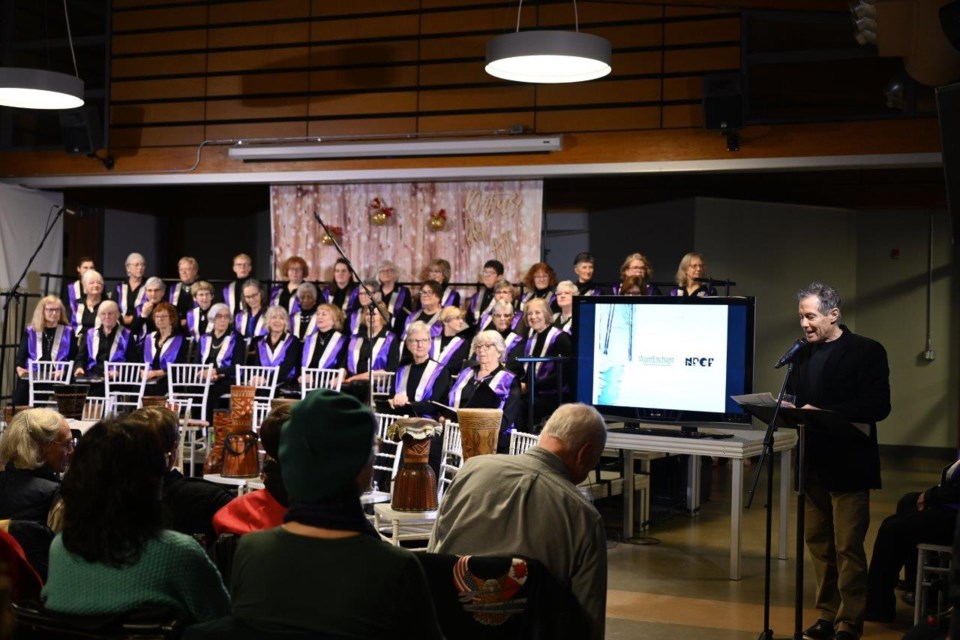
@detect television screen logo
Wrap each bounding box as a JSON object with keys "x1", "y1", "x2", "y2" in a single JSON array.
[{"x1": 685, "y1": 357, "x2": 715, "y2": 367}]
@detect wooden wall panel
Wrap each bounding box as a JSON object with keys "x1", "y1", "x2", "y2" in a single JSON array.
[
  {"x1": 665, "y1": 18, "x2": 740, "y2": 45},
  {"x1": 308, "y1": 117, "x2": 419, "y2": 137},
  {"x1": 420, "y1": 8, "x2": 535, "y2": 34},
  {"x1": 664, "y1": 46, "x2": 740, "y2": 73},
  {"x1": 207, "y1": 47, "x2": 310, "y2": 74},
  {"x1": 111, "y1": 102, "x2": 206, "y2": 124},
  {"x1": 311, "y1": 15, "x2": 421, "y2": 42},
  {"x1": 112, "y1": 77, "x2": 206, "y2": 102},
  {"x1": 206, "y1": 99, "x2": 309, "y2": 122},
  {"x1": 209, "y1": 0, "x2": 310, "y2": 23},
  {"x1": 539, "y1": 4, "x2": 664, "y2": 24},
  {"x1": 663, "y1": 104, "x2": 704, "y2": 128},
  {"x1": 664, "y1": 77, "x2": 703, "y2": 101},
  {"x1": 537, "y1": 107, "x2": 662, "y2": 132},
  {"x1": 311, "y1": 67, "x2": 420, "y2": 91},
  {"x1": 208, "y1": 73, "x2": 310, "y2": 97},
  {"x1": 112, "y1": 5, "x2": 207, "y2": 31},
  {"x1": 418, "y1": 112, "x2": 536, "y2": 133},
  {"x1": 113, "y1": 29, "x2": 208, "y2": 55},
  {"x1": 205, "y1": 121, "x2": 308, "y2": 140},
  {"x1": 308, "y1": 92, "x2": 419, "y2": 117},
  {"x1": 419, "y1": 62, "x2": 495, "y2": 87},
  {"x1": 208, "y1": 24, "x2": 310, "y2": 49},
  {"x1": 112, "y1": 54, "x2": 208, "y2": 78},
  {"x1": 418, "y1": 86, "x2": 536, "y2": 112},
  {"x1": 311, "y1": 0, "x2": 420, "y2": 16},
  {"x1": 311, "y1": 42, "x2": 419, "y2": 67},
  {"x1": 537, "y1": 80, "x2": 661, "y2": 107},
  {"x1": 111, "y1": 125, "x2": 205, "y2": 148}
]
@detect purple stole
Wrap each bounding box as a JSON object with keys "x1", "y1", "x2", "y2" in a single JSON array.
[
  {"x1": 381, "y1": 286, "x2": 409, "y2": 322},
  {"x1": 291, "y1": 311, "x2": 318, "y2": 339},
  {"x1": 402, "y1": 310, "x2": 442, "y2": 340},
  {"x1": 479, "y1": 309, "x2": 522, "y2": 332},
  {"x1": 449, "y1": 367, "x2": 516, "y2": 418},
  {"x1": 26, "y1": 326, "x2": 73, "y2": 362},
  {"x1": 186, "y1": 307, "x2": 213, "y2": 340},
  {"x1": 270, "y1": 285, "x2": 302, "y2": 315},
  {"x1": 525, "y1": 327, "x2": 563, "y2": 380},
  {"x1": 440, "y1": 287, "x2": 459, "y2": 309},
  {"x1": 222, "y1": 281, "x2": 243, "y2": 315},
  {"x1": 84, "y1": 327, "x2": 131, "y2": 371},
  {"x1": 556, "y1": 315, "x2": 573, "y2": 334},
  {"x1": 670, "y1": 286, "x2": 715, "y2": 297},
  {"x1": 257, "y1": 333, "x2": 297, "y2": 379},
  {"x1": 72, "y1": 300, "x2": 103, "y2": 337},
  {"x1": 116, "y1": 281, "x2": 146, "y2": 317},
  {"x1": 579, "y1": 283, "x2": 603, "y2": 297},
  {"x1": 67, "y1": 281, "x2": 82, "y2": 319},
  {"x1": 346, "y1": 332, "x2": 395, "y2": 375},
  {"x1": 347, "y1": 310, "x2": 363, "y2": 336},
  {"x1": 324, "y1": 286, "x2": 358, "y2": 314},
  {"x1": 143, "y1": 332, "x2": 183, "y2": 372},
  {"x1": 395, "y1": 359, "x2": 444, "y2": 402},
  {"x1": 469, "y1": 288, "x2": 495, "y2": 319},
  {"x1": 430, "y1": 335, "x2": 465, "y2": 369},
  {"x1": 169, "y1": 282, "x2": 197, "y2": 309},
  {"x1": 200, "y1": 332, "x2": 239, "y2": 371},
  {"x1": 520, "y1": 290, "x2": 556, "y2": 313},
  {"x1": 301, "y1": 331, "x2": 345, "y2": 370},
  {"x1": 235, "y1": 310, "x2": 267, "y2": 339}
]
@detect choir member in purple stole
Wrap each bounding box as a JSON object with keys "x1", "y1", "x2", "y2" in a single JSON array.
[
  {"x1": 478, "y1": 280, "x2": 522, "y2": 332},
  {"x1": 346, "y1": 282, "x2": 378, "y2": 337},
  {"x1": 290, "y1": 283, "x2": 319, "y2": 340},
  {"x1": 322, "y1": 258, "x2": 359, "y2": 315},
  {"x1": 300, "y1": 303, "x2": 346, "y2": 374},
  {"x1": 573, "y1": 251, "x2": 604, "y2": 296},
  {"x1": 522, "y1": 298, "x2": 573, "y2": 426},
  {"x1": 75, "y1": 301, "x2": 131, "y2": 397},
  {"x1": 72, "y1": 269, "x2": 108, "y2": 340},
  {"x1": 449, "y1": 330, "x2": 522, "y2": 452},
  {"x1": 402, "y1": 280, "x2": 444, "y2": 342},
  {"x1": 615, "y1": 253, "x2": 660, "y2": 296},
  {"x1": 270, "y1": 255, "x2": 308, "y2": 316},
  {"x1": 670, "y1": 252, "x2": 718, "y2": 297},
  {"x1": 169, "y1": 256, "x2": 200, "y2": 321},
  {"x1": 13, "y1": 295, "x2": 76, "y2": 406},
  {"x1": 520, "y1": 262, "x2": 559, "y2": 315},
  {"x1": 341, "y1": 301, "x2": 400, "y2": 402},
  {"x1": 185, "y1": 281, "x2": 215, "y2": 341},
  {"x1": 430, "y1": 307, "x2": 472, "y2": 380},
  {"x1": 376, "y1": 260, "x2": 411, "y2": 332},
  {"x1": 422, "y1": 258, "x2": 461, "y2": 310},
  {"x1": 466, "y1": 259, "x2": 502, "y2": 326},
  {"x1": 485, "y1": 302, "x2": 526, "y2": 372},
  {"x1": 389, "y1": 321, "x2": 451, "y2": 476},
  {"x1": 236, "y1": 279, "x2": 268, "y2": 346},
  {"x1": 553, "y1": 280, "x2": 578, "y2": 335},
  {"x1": 66, "y1": 256, "x2": 94, "y2": 323},
  {"x1": 117, "y1": 252, "x2": 147, "y2": 327},
  {"x1": 196, "y1": 303, "x2": 246, "y2": 423},
  {"x1": 130, "y1": 277, "x2": 166, "y2": 344},
  {"x1": 249, "y1": 306, "x2": 302, "y2": 386},
  {"x1": 222, "y1": 253, "x2": 252, "y2": 316},
  {"x1": 143, "y1": 302, "x2": 187, "y2": 395}
]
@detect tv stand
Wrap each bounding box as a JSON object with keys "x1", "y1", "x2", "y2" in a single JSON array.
[{"x1": 619, "y1": 422, "x2": 733, "y2": 440}]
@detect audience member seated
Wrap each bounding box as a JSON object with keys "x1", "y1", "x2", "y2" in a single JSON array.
[
  {"x1": 376, "y1": 260, "x2": 411, "y2": 331},
  {"x1": 449, "y1": 331, "x2": 522, "y2": 452},
  {"x1": 467, "y1": 259, "x2": 503, "y2": 326},
  {"x1": 573, "y1": 251, "x2": 603, "y2": 296},
  {"x1": 553, "y1": 280, "x2": 578, "y2": 334},
  {"x1": 117, "y1": 252, "x2": 147, "y2": 327},
  {"x1": 300, "y1": 303, "x2": 346, "y2": 374},
  {"x1": 520, "y1": 298, "x2": 573, "y2": 426},
  {"x1": 223, "y1": 253, "x2": 253, "y2": 316},
  {"x1": 0, "y1": 408, "x2": 71, "y2": 579},
  {"x1": 428, "y1": 403, "x2": 608, "y2": 640},
  {"x1": 424, "y1": 258, "x2": 460, "y2": 309},
  {"x1": 212, "y1": 404, "x2": 291, "y2": 536},
  {"x1": 185, "y1": 280, "x2": 215, "y2": 340},
  {"x1": 670, "y1": 252, "x2": 717, "y2": 297},
  {"x1": 235, "y1": 279, "x2": 267, "y2": 343},
  {"x1": 126, "y1": 406, "x2": 233, "y2": 544},
  {"x1": 169, "y1": 256, "x2": 201, "y2": 320},
  {"x1": 13, "y1": 295, "x2": 76, "y2": 407},
  {"x1": 196, "y1": 303, "x2": 245, "y2": 423},
  {"x1": 323, "y1": 257, "x2": 358, "y2": 315},
  {"x1": 289, "y1": 282, "x2": 319, "y2": 340},
  {"x1": 0, "y1": 528, "x2": 43, "y2": 603},
  {"x1": 129, "y1": 276, "x2": 166, "y2": 341},
  {"x1": 864, "y1": 458, "x2": 960, "y2": 623},
  {"x1": 341, "y1": 301, "x2": 399, "y2": 402},
  {"x1": 72, "y1": 269, "x2": 107, "y2": 339},
  {"x1": 271, "y1": 255, "x2": 308, "y2": 316},
  {"x1": 42, "y1": 419, "x2": 229, "y2": 622},
  {"x1": 75, "y1": 300, "x2": 132, "y2": 397},
  {"x1": 249, "y1": 306, "x2": 301, "y2": 388},
  {"x1": 431, "y1": 306, "x2": 472, "y2": 376},
  {"x1": 222, "y1": 390, "x2": 443, "y2": 638},
  {"x1": 142, "y1": 302, "x2": 187, "y2": 395},
  {"x1": 616, "y1": 252, "x2": 658, "y2": 295},
  {"x1": 520, "y1": 262, "x2": 557, "y2": 313}
]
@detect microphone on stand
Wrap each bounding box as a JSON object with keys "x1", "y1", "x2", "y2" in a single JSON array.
[{"x1": 774, "y1": 338, "x2": 807, "y2": 369}]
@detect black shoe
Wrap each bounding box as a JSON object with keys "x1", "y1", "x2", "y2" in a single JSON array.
[
  {"x1": 835, "y1": 631, "x2": 858, "y2": 640},
  {"x1": 902, "y1": 590, "x2": 916, "y2": 606},
  {"x1": 803, "y1": 619, "x2": 835, "y2": 640}
]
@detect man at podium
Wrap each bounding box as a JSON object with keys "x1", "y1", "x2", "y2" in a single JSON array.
[{"x1": 787, "y1": 282, "x2": 891, "y2": 640}]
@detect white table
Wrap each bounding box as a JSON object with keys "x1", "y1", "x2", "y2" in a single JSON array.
[
  {"x1": 373, "y1": 503, "x2": 437, "y2": 547},
  {"x1": 606, "y1": 424, "x2": 798, "y2": 581}
]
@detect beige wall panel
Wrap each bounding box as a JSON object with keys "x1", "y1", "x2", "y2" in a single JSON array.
[
  {"x1": 662, "y1": 104, "x2": 703, "y2": 128},
  {"x1": 665, "y1": 18, "x2": 740, "y2": 45},
  {"x1": 663, "y1": 76, "x2": 703, "y2": 101},
  {"x1": 537, "y1": 79, "x2": 660, "y2": 107},
  {"x1": 207, "y1": 72, "x2": 310, "y2": 97},
  {"x1": 310, "y1": 66, "x2": 419, "y2": 91},
  {"x1": 307, "y1": 117, "x2": 419, "y2": 137},
  {"x1": 417, "y1": 112, "x2": 535, "y2": 132},
  {"x1": 419, "y1": 62, "x2": 495, "y2": 87},
  {"x1": 664, "y1": 46, "x2": 739, "y2": 73},
  {"x1": 205, "y1": 98, "x2": 310, "y2": 121},
  {"x1": 111, "y1": 102, "x2": 206, "y2": 124},
  {"x1": 311, "y1": 15, "x2": 420, "y2": 41},
  {"x1": 418, "y1": 86, "x2": 535, "y2": 111},
  {"x1": 112, "y1": 54, "x2": 208, "y2": 78},
  {"x1": 113, "y1": 29, "x2": 208, "y2": 55},
  {"x1": 536, "y1": 106, "x2": 661, "y2": 132},
  {"x1": 208, "y1": 23, "x2": 310, "y2": 49},
  {"x1": 113, "y1": 5, "x2": 208, "y2": 31},
  {"x1": 206, "y1": 121, "x2": 309, "y2": 140},
  {"x1": 311, "y1": 42, "x2": 419, "y2": 67},
  {"x1": 209, "y1": 0, "x2": 310, "y2": 23},
  {"x1": 112, "y1": 77, "x2": 207, "y2": 102},
  {"x1": 111, "y1": 125, "x2": 205, "y2": 148},
  {"x1": 207, "y1": 47, "x2": 310, "y2": 73},
  {"x1": 311, "y1": 0, "x2": 419, "y2": 16},
  {"x1": 308, "y1": 92, "x2": 419, "y2": 117}
]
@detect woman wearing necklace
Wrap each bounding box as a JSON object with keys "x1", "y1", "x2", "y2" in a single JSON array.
[
  {"x1": 236, "y1": 279, "x2": 268, "y2": 344},
  {"x1": 143, "y1": 302, "x2": 187, "y2": 394},
  {"x1": 448, "y1": 330, "x2": 522, "y2": 453},
  {"x1": 553, "y1": 280, "x2": 578, "y2": 335},
  {"x1": 670, "y1": 252, "x2": 717, "y2": 298},
  {"x1": 300, "y1": 303, "x2": 346, "y2": 373},
  {"x1": 73, "y1": 270, "x2": 108, "y2": 340},
  {"x1": 290, "y1": 283, "x2": 319, "y2": 340},
  {"x1": 430, "y1": 307, "x2": 472, "y2": 378},
  {"x1": 196, "y1": 303, "x2": 246, "y2": 422},
  {"x1": 249, "y1": 306, "x2": 302, "y2": 387},
  {"x1": 322, "y1": 258, "x2": 358, "y2": 315},
  {"x1": 519, "y1": 262, "x2": 558, "y2": 314},
  {"x1": 75, "y1": 301, "x2": 132, "y2": 397},
  {"x1": 270, "y1": 256, "x2": 308, "y2": 316},
  {"x1": 376, "y1": 260, "x2": 411, "y2": 332},
  {"x1": 341, "y1": 301, "x2": 399, "y2": 400},
  {"x1": 402, "y1": 280, "x2": 444, "y2": 341},
  {"x1": 117, "y1": 252, "x2": 146, "y2": 327},
  {"x1": 13, "y1": 295, "x2": 76, "y2": 406},
  {"x1": 522, "y1": 298, "x2": 572, "y2": 426}
]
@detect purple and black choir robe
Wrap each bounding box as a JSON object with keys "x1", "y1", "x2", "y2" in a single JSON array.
[
  {"x1": 77, "y1": 326, "x2": 132, "y2": 376},
  {"x1": 448, "y1": 365, "x2": 522, "y2": 451},
  {"x1": 250, "y1": 333, "x2": 301, "y2": 383}
]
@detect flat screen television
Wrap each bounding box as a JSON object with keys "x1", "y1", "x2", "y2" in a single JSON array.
[{"x1": 574, "y1": 296, "x2": 755, "y2": 426}]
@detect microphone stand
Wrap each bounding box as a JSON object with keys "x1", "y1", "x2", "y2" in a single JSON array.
[
  {"x1": 312, "y1": 213, "x2": 389, "y2": 410},
  {"x1": 745, "y1": 362, "x2": 795, "y2": 640},
  {"x1": 4, "y1": 205, "x2": 69, "y2": 413},
  {"x1": 693, "y1": 276, "x2": 737, "y2": 296}
]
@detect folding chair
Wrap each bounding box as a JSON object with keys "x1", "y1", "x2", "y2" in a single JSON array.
[
  {"x1": 234, "y1": 365, "x2": 279, "y2": 408},
  {"x1": 437, "y1": 421, "x2": 462, "y2": 502},
  {"x1": 370, "y1": 371, "x2": 395, "y2": 399},
  {"x1": 509, "y1": 430, "x2": 539, "y2": 455},
  {"x1": 104, "y1": 362, "x2": 148, "y2": 415},
  {"x1": 27, "y1": 360, "x2": 74, "y2": 408},
  {"x1": 300, "y1": 367, "x2": 343, "y2": 398}
]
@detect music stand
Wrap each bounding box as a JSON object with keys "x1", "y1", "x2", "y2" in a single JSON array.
[{"x1": 514, "y1": 355, "x2": 566, "y2": 431}]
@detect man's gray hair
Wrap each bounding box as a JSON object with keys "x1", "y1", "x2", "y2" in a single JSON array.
[
  {"x1": 541, "y1": 403, "x2": 607, "y2": 452},
  {"x1": 145, "y1": 276, "x2": 166, "y2": 292},
  {"x1": 297, "y1": 282, "x2": 318, "y2": 298},
  {"x1": 797, "y1": 281, "x2": 842, "y2": 320}
]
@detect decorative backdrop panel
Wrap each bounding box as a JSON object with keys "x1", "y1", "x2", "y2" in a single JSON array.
[{"x1": 270, "y1": 181, "x2": 543, "y2": 292}]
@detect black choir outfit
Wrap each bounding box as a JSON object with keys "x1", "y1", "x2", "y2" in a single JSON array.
[
  {"x1": 495, "y1": 329, "x2": 526, "y2": 375},
  {"x1": 142, "y1": 330, "x2": 188, "y2": 394},
  {"x1": 65, "y1": 280, "x2": 83, "y2": 322},
  {"x1": 13, "y1": 325, "x2": 77, "y2": 406},
  {"x1": 129, "y1": 308, "x2": 157, "y2": 344},
  {"x1": 669, "y1": 284, "x2": 716, "y2": 297},
  {"x1": 185, "y1": 306, "x2": 213, "y2": 341},
  {"x1": 522, "y1": 326, "x2": 573, "y2": 425},
  {"x1": 290, "y1": 307, "x2": 318, "y2": 341},
  {"x1": 323, "y1": 284, "x2": 358, "y2": 315},
  {"x1": 576, "y1": 281, "x2": 604, "y2": 296},
  {"x1": 270, "y1": 284, "x2": 301, "y2": 316},
  {"x1": 222, "y1": 280, "x2": 245, "y2": 316},
  {"x1": 249, "y1": 332, "x2": 302, "y2": 386},
  {"x1": 300, "y1": 329, "x2": 346, "y2": 372},
  {"x1": 553, "y1": 313, "x2": 573, "y2": 335},
  {"x1": 116, "y1": 281, "x2": 146, "y2": 323},
  {"x1": 168, "y1": 281, "x2": 198, "y2": 318},
  {"x1": 448, "y1": 364, "x2": 522, "y2": 452},
  {"x1": 380, "y1": 284, "x2": 412, "y2": 332},
  {"x1": 520, "y1": 288, "x2": 558, "y2": 313},
  {"x1": 196, "y1": 329, "x2": 246, "y2": 422},
  {"x1": 341, "y1": 328, "x2": 400, "y2": 402},
  {"x1": 402, "y1": 310, "x2": 443, "y2": 340},
  {"x1": 392, "y1": 358, "x2": 451, "y2": 477},
  {"x1": 72, "y1": 298, "x2": 107, "y2": 340},
  {"x1": 76, "y1": 325, "x2": 132, "y2": 378},
  {"x1": 477, "y1": 308, "x2": 522, "y2": 333},
  {"x1": 467, "y1": 287, "x2": 496, "y2": 326},
  {"x1": 430, "y1": 331, "x2": 471, "y2": 380},
  {"x1": 235, "y1": 309, "x2": 267, "y2": 343}
]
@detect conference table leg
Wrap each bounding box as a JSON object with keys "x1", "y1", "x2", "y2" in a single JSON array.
[{"x1": 731, "y1": 458, "x2": 744, "y2": 580}]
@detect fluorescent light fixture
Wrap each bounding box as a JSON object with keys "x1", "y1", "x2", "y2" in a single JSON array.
[
  {"x1": 0, "y1": 67, "x2": 84, "y2": 110},
  {"x1": 228, "y1": 136, "x2": 564, "y2": 161},
  {"x1": 485, "y1": 31, "x2": 612, "y2": 83}
]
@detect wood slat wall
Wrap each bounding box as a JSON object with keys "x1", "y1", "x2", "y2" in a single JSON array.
[{"x1": 110, "y1": 1, "x2": 742, "y2": 148}]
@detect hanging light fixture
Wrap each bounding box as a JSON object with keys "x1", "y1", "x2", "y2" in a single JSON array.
[
  {"x1": 485, "y1": 0, "x2": 612, "y2": 84},
  {"x1": 0, "y1": 0, "x2": 84, "y2": 110}
]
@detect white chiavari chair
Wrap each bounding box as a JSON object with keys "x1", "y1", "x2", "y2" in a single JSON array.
[
  {"x1": 300, "y1": 367, "x2": 343, "y2": 398},
  {"x1": 437, "y1": 421, "x2": 462, "y2": 503},
  {"x1": 104, "y1": 362, "x2": 148, "y2": 415},
  {"x1": 27, "y1": 360, "x2": 74, "y2": 408},
  {"x1": 508, "y1": 430, "x2": 539, "y2": 455}
]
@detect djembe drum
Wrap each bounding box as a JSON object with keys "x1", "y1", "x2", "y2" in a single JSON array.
[
  {"x1": 457, "y1": 408, "x2": 502, "y2": 460},
  {"x1": 390, "y1": 418, "x2": 443, "y2": 512}
]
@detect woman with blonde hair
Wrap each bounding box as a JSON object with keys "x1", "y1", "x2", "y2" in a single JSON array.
[
  {"x1": 553, "y1": 280, "x2": 579, "y2": 334},
  {"x1": 249, "y1": 305, "x2": 302, "y2": 384},
  {"x1": 72, "y1": 269, "x2": 107, "y2": 338},
  {"x1": 13, "y1": 295, "x2": 75, "y2": 406},
  {"x1": 671, "y1": 252, "x2": 717, "y2": 297},
  {"x1": 376, "y1": 260, "x2": 412, "y2": 330},
  {"x1": 616, "y1": 253, "x2": 658, "y2": 295},
  {"x1": 423, "y1": 258, "x2": 460, "y2": 309},
  {"x1": 521, "y1": 297, "x2": 572, "y2": 425},
  {"x1": 300, "y1": 302, "x2": 346, "y2": 373}
]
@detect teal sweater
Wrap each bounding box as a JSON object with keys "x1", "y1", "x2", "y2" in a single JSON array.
[{"x1": 43, "y1": 529, "x2": 229, "y2": 622}]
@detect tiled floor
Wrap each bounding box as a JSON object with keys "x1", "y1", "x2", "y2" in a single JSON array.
[{"x1": 596, "y1": 449, "x2": 949, "y2": 639}]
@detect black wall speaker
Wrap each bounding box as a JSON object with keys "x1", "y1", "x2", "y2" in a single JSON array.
[
  {"x1": 59, "y1": 106, "x2": 103, "y2": 155},
  {"x1": 702, "y1": 74, "x2": 743, "y2": 131},
  {"x1": 935, "y1": 82, "x2": 960, "y2": 245}
]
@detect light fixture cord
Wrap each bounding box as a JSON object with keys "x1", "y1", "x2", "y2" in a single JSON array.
[
  {"x1": 62, "y1": 0, "x2": 80, "y2": 78},
  {"x1": 515, "y1": 0, "x2": 580, "y2": 32}
]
